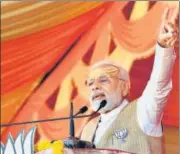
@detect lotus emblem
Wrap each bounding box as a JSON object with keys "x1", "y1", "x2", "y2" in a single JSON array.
[{"x1": 113, "y1": 128, "x2": 128, "y2": 143}]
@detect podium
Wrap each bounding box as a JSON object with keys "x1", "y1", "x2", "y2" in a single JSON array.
[{"x1": 35, "y1": 148, "x2": 134, "y2": 154}]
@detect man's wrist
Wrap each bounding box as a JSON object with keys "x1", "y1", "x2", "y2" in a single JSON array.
[
  {"x1": 157, "y1": 40, "x2": 172, "y2": 49},
  {"x1": 156, "y1": 42, "x2": 176, "y2": 57}
]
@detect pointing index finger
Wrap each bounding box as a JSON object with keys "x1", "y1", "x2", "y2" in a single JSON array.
[
  {"x1": 162, "y1": 7, "x2": 170, "y2": 21},
  {"x1": 170, "y1": 7, "x2": 179, "y2": 24}
]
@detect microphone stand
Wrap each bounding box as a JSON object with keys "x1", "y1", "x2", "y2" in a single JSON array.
[
  {"x1": 1, "y1": 100, "x2": 106, "y2": 128},
  {"x1": 70, "y1": 102, "x2": 74, "y2": 138},
  {"x1": 1, "y1": 101, "x2": 107, "y2": 149},
  {"x1": 63, "y1": 102, "x2": 95, "y2": 149},
  {"x1": 0, "y1": 114, "x2": 94, "y2": 128}
]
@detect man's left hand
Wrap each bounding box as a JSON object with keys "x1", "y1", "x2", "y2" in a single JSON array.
[{"x1": 158, "y1": 7, "x2": 179, "y2": 48}]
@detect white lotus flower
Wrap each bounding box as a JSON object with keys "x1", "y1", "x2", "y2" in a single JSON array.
[
  {"x1": 1, "y1": 127, "x2": 36, "y2": 154},
  {"x1": 1, "y1": 142, "x2": 4, "y2": 154}
]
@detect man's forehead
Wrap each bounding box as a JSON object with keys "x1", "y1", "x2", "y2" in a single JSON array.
[
  {"x1": 88, "y1": 69, "x2": 106, "y2": 78},
  {"x1": 88, "y1": 66, "x2": 119, "y2": 78}
]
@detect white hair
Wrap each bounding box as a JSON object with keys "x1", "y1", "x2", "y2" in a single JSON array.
[{"x1": 90, "y1": 60, "x2": 130, "y2": 84}]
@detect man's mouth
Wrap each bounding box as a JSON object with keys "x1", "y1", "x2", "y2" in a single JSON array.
[{"x1": 92, "y1": 93, "x2": 105, "y2": 100}]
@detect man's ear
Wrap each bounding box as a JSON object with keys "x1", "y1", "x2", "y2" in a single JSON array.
[{"x1": 121, "y1": 81, "x2": 129, "y2": 97}]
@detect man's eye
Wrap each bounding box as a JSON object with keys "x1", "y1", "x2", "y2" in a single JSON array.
[
  {"x1": 88, "y1": 82, "x2": 94, "y2": 86},
  {"x1": 87, "y1": 80, "x2": 94, "y2": 86},
  {"x1": 99, "y1": 78, "x2": 108, "y2": 83}
]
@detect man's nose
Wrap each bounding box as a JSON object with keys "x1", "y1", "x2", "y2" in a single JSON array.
[{"x1": 91, "y1": 82, "x2": 101, "y2": 91}]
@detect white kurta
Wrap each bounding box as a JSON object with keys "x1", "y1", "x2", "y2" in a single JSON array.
[{"x1": 94, "y1": 43, "x2": 176, "y2": 145}]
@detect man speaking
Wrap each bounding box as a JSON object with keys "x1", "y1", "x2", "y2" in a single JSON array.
[{"x1": 80, "y1": 7, "x2": 178, "y2": 154}]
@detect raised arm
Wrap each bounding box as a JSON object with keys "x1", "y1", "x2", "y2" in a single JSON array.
[{"x1": 137, "y1": 7, "x2": 178, "y2": 136}]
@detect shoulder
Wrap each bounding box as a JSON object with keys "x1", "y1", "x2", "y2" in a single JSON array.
[{"x1": 122, "y1": 99, "x2": 138, "y2": 113}]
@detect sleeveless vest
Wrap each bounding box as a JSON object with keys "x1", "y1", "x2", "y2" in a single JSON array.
[{"x1": 81, "y1": 100, "x2": 164, "y2": 154}]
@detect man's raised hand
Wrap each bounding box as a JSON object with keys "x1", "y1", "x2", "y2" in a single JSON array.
[{"x1": 158, "y1": 7, "x2": 179, "y2": 48}]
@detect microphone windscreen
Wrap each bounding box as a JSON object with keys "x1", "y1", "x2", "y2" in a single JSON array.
[
  {"x1": 79, "y1": 106, "x2": 88, "y2": 114},
  {"x1": 100, "y1": 100, "x2": 107, "y2": 108},
  {"x1": 96, "y1": 100, "x2": 107, "y2": 112}
]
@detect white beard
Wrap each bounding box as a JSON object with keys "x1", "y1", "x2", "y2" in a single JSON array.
[{"x1": 89, "y1": 89, "x2": 122, "y2": 114}]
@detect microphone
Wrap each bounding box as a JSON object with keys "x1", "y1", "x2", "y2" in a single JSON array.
[
  {"x1": 85, "y1": 100, "x2": 107, "y2": 120},
  {"x1": 70, "y1": 104, "x2": 88, "y2": 138},
  {"x1": 72, "y1": 100, "x2": 107, "y2": 120},
  {"x1": 73, "y1": 106, "x2": 88, "y2": 117},
  {"x1": 96, "y1": 100, "x2": 107, "y2": 113},
  {"x1": 64, "y1": 100, "x2": 107, "y2": 149},
  {"x1": 74, "y1": 100, "x2": 107, "y2": 119},
  {"x1": 0, "y1": 106, "x2": 89, "y2": 128},
  {"x1": 69, "y1": 100, "x2": 106, "y2": 138},
  {"x1": 65, "y1": 103, "x2": 90, "y2": 149}
]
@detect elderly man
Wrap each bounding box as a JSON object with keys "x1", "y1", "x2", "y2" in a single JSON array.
[{"x1": 80, "y1": 8, "x2": 178, "y2": 154}]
